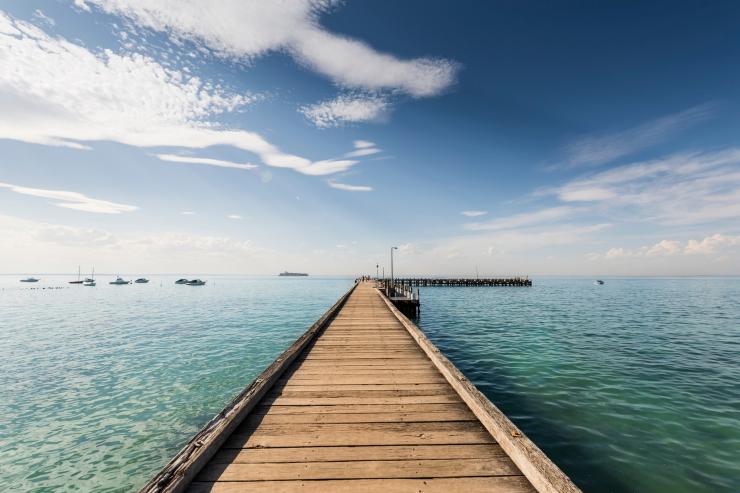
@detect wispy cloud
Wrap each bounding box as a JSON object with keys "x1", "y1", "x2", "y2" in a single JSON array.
[
  {"x1": 226, "y1": 214, "x2": 242, "y2": 220},
  {"x1": 0, "y1": 13, "x2": 355, "y2": 176},
  {"x1": 549, "y1": 149, "x2": 740, "y2": 225},
  {"x1": 464, "y1": 206, "x2": 576, "y2": 231},
  {"x1": 461, "y1": 210, "x2": 487, "y2": 217},
  {"x1": 297, "y1": 159, "x2": 359, "y2": 176},
  {"x1": 0, "y1": 181, "x2": 138, "y2": 214},
  {"x1": 344, "y1": 139, "x2": 382, "y2": 158},
  {"x1": 328, "y1": 181, "x2": 373, "y2": 192},
  {"x1": 561, "y1": 103, "x2": 715, "y2": 168},
  {"x1": 300, "y1": 94, "x2": 389, "y2": 128},
  {"x1": 76, "y1": 1, "x2": 458, "y2": 98},
  {"x1": 155, "y1": 153, "x2": 258, "y2": 170}
]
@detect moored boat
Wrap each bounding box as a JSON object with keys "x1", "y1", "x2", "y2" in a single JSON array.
[
  {"x1": 69, "y1": 266, "x2": 84, "y2": 284},
  {"x1": 83, "y1": 268, "x2": 96, "y2": 286},
  {"x1": 135, "y1": 278, "x2": 149, "y2": 283},
  {"x1": 595, "y1": 279, "x2": 605, "y2": 285},
  {"x1": 20, "y1": 277, "x2": 39, "y2": 282},
  {"x1": 185, "y1": 279, "x2": 206, "y2": 286},
  {"x1": 175, "y1": 278, "x2": 189, "y2": 284},
  {"x1": 110, "y1": 276, "x2": 131, "y2": 285}
]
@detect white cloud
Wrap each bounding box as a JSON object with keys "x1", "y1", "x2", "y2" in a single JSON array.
[
  {"x1": 685, "y1": 234, "x2": 740, "y2": 255},
  {"x1": 398, "y1": 243, "x2": 419, "y2": 255},
  {"x1": 32, "y1": 9, "x2": 55, "y2": 26},
  {"x1": 645, "y1": 239, "x2": 681, "y2": 256},
  {"x1": 343, "y1": 139, "x2": 381, "y2": 157},
  {"x1": 0, "y1": 181, "x2": 138, "y2": 214},
  {"x1": 297, "y1": 159, "x2": 358, "y2": 176},
  {"x1": 551, "y1": 149, "x2": 740, "y2": 226},
  {"x1": 300, "y1": 94, "x2": 389, "y2": 128},
  {"x1": 77, "y1": 0, "x2": 458, "y2": 97},
  {"x1": 155, "y1": 153, "x2": 257, "y2": 170},
  {"x1": 562, "y1": 103, "x2": 714, "y2": 167},
  {"x1": 0, "y1": 13, "x2": 353, "y2": 176},
  {"x1": 328, "y1": 180, "x2": 373, "y2": 192},
  {"x1": 461, "y1": 210, "x2": 487, "y2": 217},
  {"x1": 226, "y1": 214, "x2": 242, "y2": 220},
  {"x1": 597, "y1": 235, "x2": 740, "y2": 260},
  {"x1": 464, "y1": 206, "x2": 576, "y2": 231},
  {"x1": 345, "y1": 147, "x2": 381, "y2": 158}
]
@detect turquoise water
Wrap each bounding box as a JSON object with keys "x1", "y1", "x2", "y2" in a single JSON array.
[
  {"x1": 0, "y1": 275, "x2": 353, "y2": 492},
  {"x1": 1, "y1": 276, "x2": 738, "y2": 492},
  {"x1": 417, "y1": 278, "x2": 740, "y2": 493}
]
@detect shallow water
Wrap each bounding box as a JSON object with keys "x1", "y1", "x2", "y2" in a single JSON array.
[
  {"x1": 1, "y1": 276, "x2": 738, "y2": 492},
  {"x1": 417, "y1": 278, "x2": 740, "y2": 493},
  {"x1": 0, "y1": 275, "x2": 353, "y2": 492}
]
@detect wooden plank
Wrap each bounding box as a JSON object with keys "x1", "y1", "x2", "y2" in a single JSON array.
[
  {"x1": 267, "y1": 389, "x2": 459, "y2": 399},
  {"x1": 209, "y1": 444, "x2": 505, "y2": 463},
  {"x1": 261, "y1": 395, "x2": 462, "y2": 406},
  {"x1": 223, "y1": 422, "x2": 495, "y2": 448},
  {"x1": 196, "y1": 457, "x2": 520, "y2": 481},
  {"x1": 251, "y1": 402, "x2": 472, "y2": 415},
  {"x1": 187, "y1": 476, "x2": 536, "y2": 493},
  {"x1": 275, "y1": 383, "x2": 451, "y2": 391},
  {"x1": 244, "y1": 410, "x2": 476, "y2": 425}
]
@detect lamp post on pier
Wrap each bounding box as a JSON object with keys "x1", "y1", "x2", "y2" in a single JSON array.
[{"x1": 390, "y1": 246, "x2": 398, "y2": 287}]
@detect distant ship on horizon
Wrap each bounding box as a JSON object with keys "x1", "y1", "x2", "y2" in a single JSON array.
[{"x1": 279, "y1": 271, "x2": 308, "y2": 277}]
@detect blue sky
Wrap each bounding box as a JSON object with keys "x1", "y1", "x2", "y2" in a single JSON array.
[{"x1": 1, "y1": 0, "x2": 739, "y2": 275}]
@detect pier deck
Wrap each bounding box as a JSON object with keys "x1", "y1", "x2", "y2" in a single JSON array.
[{"x1": 142, "y1": 282, "x2": 578, "y2": 493}]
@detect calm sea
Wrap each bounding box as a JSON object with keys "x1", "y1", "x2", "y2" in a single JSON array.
[{"x1": 1, "y1": 276, "x2": 738, "y2": 492}]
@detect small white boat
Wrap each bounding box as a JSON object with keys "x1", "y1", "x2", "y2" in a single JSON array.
[
  {"x1": 20, "y1": 277, "x2": 39, "y2": 282},
  {"x1": 186, "y1": 279, "x2": 206, "y2": 286},
  {"x1": 175, "y1": 278, "x2": 189, "y2": 284},
  {"x1": 110, "y1": 276, "x2": 131, "y2": 285},
  {"x1": 83, "y1": 280, "x2": 96, "y2": 286},
  {"x1": 135, "y1": 278, "x2": 149, "y2": 284}
]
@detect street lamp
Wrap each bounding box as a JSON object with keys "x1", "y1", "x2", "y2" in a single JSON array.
[
  {"x1": 390, "y1": 246, "x2": 398, "y2": 286},
  {"x1": 376, "y1": 263, "x2": 379, "y2": 279}
]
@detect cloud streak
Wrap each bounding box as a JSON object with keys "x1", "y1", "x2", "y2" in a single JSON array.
[
  {"x1": 155, "y1": 153, "x2": 258, "y2": 170},
  {"x1": 328, "y1": 181, "x2": 373, "y2": 192},
  {"x1": 0, "y1": 181, "x2": 138, "y2": 214},
  {"x1": 562, "y1": 103, "x2": 715, "y2": 168},
  {"x1": 464, "y1": 206, "x2": 576, "y2": 231},
  {"x1": 550, "y1": 149, "x2": 740, "y2": 226}
]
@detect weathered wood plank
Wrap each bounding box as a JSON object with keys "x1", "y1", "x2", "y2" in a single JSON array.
[
  {"x1": 209, "y1": 444, "x2": 505, "y2": 463},
  {"x1": 244, "y1": 410, "x2": 476, "y2": 425},
  {"x1": 223, "y1": 422, "x2": 495, "y2": 448},
  {"x1": 251, "y1": 402, "x2": 472, "y2": 415},
  {"x1": 262, "y1": 395, "x2": 461, "y2": 405},
  {"x1": 196, "y1": 457, "x2": 520, "y2": 481},
  {"x1": 187, "y1": 476, "x2": 537, "y2": 493}
]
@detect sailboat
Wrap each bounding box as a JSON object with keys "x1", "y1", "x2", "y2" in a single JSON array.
[
  {"x1": 83, "y1": 267, "x2": 96, "y2": 286},
  {"x1": 69, "y1": 266, "x2": 84, "y2": 284}
]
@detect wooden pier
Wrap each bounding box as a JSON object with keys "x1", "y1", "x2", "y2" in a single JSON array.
[
  {"x1": 395, "y1": 278, "x2": 533, "y2": 287},
  {"x1": 140, "y1": 281, "x2": 578, "y2": 493}
]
